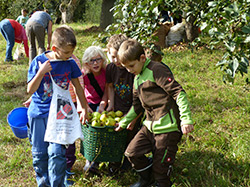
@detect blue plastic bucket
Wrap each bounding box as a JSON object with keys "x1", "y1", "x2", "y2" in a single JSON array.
[{"x1": 7, "y1": 107, "x2": 28, "y2": 139}]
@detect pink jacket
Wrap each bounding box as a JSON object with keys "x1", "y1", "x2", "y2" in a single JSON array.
[{"x1": 8, "y1": 19, "x2": 29, "y2": 57}]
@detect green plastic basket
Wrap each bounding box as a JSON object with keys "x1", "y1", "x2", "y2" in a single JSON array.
[{"x1": 80, "y1": 124, "x2": 127, "y2": 162}]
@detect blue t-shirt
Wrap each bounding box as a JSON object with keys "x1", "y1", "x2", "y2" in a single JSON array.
[
  {"x1": 27, "y1": 11, "x2": 52, "y2": 29},
  {"x1": 27, "y1": 52, "x2": 82, "y2": 118}
]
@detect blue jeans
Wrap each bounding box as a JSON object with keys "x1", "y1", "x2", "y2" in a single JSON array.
[
  {"x1": 28, "y1": 117, "x2": 66, "y2": 187},
  {"x1": 0, "y1": 19, "x2": 15, "y2": 61}
]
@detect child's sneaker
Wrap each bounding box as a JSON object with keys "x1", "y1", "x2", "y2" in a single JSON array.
[{"x1": 64, "y1": 168, "x2": 75, "y2": 186}]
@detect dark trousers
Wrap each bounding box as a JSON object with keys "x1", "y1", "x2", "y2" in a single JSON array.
[
  {"x1": 65, "y1": 102, "x2": 77, "y2": 170},
  {"x1": 65, "y1": 143, "x2": 76, "y2": 169},
  {"x1": 125, "y1": 126, "x2": 182, "y2": 186},
  {"x1": 26, "y1": 21, "x2": 45, "y2": 63}
]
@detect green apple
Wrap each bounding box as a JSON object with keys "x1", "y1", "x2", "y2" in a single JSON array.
[
  {"x1": 100, "y1": 113, "x2": 108, "y2": 122},
  {"x1": 107, "y1": 111, "x2": 116, "y2": 118},
  {"x1": 92, "y1": 112, "x2": 101, "y2": 119},
  {"x1": 115, "y1": 110, "x2": 123, "y2": 117},
  {"x1": 101, "y1": 111, "x2": 108, "y2": 114},
  {"x1": 91, "y1": 119, "x2": 101, "y2": 127},
  {"x1": 106, "y1": 117, "x2": 116, "y2": 126},
  {"x1": 105, "y1": 118, "x2": 110, "y2": 126}
]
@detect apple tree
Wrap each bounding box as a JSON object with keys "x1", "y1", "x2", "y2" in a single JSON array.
[
  {"x1": 105, "y1": 0, "x2": 249, "y2": 84},
  {"x1": 199, "y1": 1, "x2": 250, "y2": 84}
]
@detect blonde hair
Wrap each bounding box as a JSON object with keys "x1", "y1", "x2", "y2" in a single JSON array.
[
  {"x1": 82, "y1": 46, "x2": 107, "y2": 73},
  {"x1": 106, "y1": 34, "x2": 128, "y2": 51},
  {"x1": 118, "y1": 39, "x2": 145, "y2": 65}
]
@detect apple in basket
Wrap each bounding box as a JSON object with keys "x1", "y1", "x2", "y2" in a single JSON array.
[
  {"x1": 115, "y1": 110, "x2": 123, "y2": 117},
  {"x1": 107, "y1": 111, "x2": 116, "y2": 118},
  {"x1": 105, "y1": 117, "x2": 116, "y2": 126},
  {"x1": 100, "y1": 113, "x2": 108, "y2": 123},
  {"x1": 91, "y1": 119, "x2": 102, "y2": 127},
  {"x1": 92, "y1": 111, "x2": 101, "y2": 119}
]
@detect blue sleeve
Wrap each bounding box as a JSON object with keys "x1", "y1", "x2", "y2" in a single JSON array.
[
  {"x1": 71, "y1": 59, "x2": 82, "y2": 79},
  {"x1": 27, "y1": 57, "x2": 40, "y2": 83}
]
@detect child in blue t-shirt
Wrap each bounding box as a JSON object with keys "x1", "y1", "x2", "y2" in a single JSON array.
[{"x1": 27, "y1": 26, "x2": 88, "y2": 186}]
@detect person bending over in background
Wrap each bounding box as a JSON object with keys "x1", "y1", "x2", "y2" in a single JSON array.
[
  {"x1": 0, "y1": 19, "x2": 29, "y2": 62},
  {"x1": 26, "y1": 10, "x2": 53, "y2": 64}
]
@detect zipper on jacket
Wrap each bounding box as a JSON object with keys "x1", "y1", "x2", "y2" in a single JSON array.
[
  {"x1": 167, "y1": 106, "x2": 174, "y2": 124},
  {"x1": 150, "y1": 107, "x2": 155, "y2": 132}
]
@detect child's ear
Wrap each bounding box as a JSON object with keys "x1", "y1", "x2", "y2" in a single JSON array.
[
  {"x1": 51, "y1": 46, "x2": 56, "y2": 52},
  {"x1": 140, "y1": 54, "x2": 146, "y2": 62}
]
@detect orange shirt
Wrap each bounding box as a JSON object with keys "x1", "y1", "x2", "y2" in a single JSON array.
[{"x1": 69, "y1": 55, "x2": 83, "y2": 103}]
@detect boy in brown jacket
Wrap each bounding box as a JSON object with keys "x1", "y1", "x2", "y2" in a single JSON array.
[{"x1": 116, "y1": 39, "x2": 194, "y2": 187}]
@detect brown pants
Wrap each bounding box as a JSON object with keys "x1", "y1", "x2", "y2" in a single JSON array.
[{"x1": 125, "y1": 126, "x2": 182, "y2": 186}]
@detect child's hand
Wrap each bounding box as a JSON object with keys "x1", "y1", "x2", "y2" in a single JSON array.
[
  {"x1": 38, "y1": 60, "x2": 52, "y2": 75},
  {"x1": 127, "y1": 112, "x2": 142, "y2": 131},
  {"x1": 181, "y1": 124, "x2": 194, "y2": 134},
  {"x1": 106, "y1": 105, "x2": 114, "y2": 112},
  {"x1": 79, "y1": 109, "x2": 89, "y2": 125},
  {"x1": 97, "y1": 103, "x2": 105, "y2": 113},
  {"x1": 23, "y1": 97, "x2": 32, "y2": 107},
  {"x1": 115, "y1": 125, "x2": 123, "y2": 132},
  {"x1": 127, "y1": 120, "x2": 136, "y2": 131}
]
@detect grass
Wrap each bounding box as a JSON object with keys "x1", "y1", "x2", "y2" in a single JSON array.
[{"x1": 0, "y1": 23, "x2": 249, "y2": 187}]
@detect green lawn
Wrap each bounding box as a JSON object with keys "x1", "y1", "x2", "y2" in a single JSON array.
[{"x1": 0, "y1": 23, "x2": 249, "y2": 187}]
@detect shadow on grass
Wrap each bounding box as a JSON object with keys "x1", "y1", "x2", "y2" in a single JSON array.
[{"x1": 174, "y1": 150, "x2": 250, "y2": 187}]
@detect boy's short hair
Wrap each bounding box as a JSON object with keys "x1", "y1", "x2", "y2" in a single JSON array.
[
  {"x1": 51, "y1": 26, "x2": 76, "y2": 48},
  {"x1": 106, "y1": 34, "x2": 128, "y2": 51},
  {"x1": 118, "y1": 39, "x2": 145, "y2": 64}
]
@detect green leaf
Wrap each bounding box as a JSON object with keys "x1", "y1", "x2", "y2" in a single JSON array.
[
  {"x1": 216, "y1": 59, "x2": 228, "y2": 66},
  {"x1": 241, "y1": 57, "x2": 249, "y2": 66},
  {"x1": 224, "y1": 41, "x2": 235, "y2": 52},
  {"x1": 208, "y1": 1, "x2": 217, "y2": 7},
  {"x1": 200, "y1": 22, "x2": 208, "y2": 31},
  {"x1": 232, "y1": 57, "x2": 239, "y2": 77},
  {"x1": 242, "y1": 26, "x2": 250, "y2": 34},
  {"x1": 122, "y1": 11, "x2": 129, "y2": 18}
]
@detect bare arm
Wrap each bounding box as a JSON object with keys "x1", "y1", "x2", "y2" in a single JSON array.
[
  {"x1": 46, "y1": 20, "x2": 53, "y2": 50},
  {"x1": 71, "y1": 77, "x2": 89, "y2": 124},
  {"x1": 27, "y1": 60, "x2": 52, "y2": 94},
  {"x1": 98, "y1": 83, "x2": 109, "y2": 113},
  {"x1": 106, "y1": 83, "x2": 114, "y2": 111}
]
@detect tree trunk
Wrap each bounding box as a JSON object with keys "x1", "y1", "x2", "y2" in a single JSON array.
[
  {"x1": 100, "y1": 0, "x2": 115, "y2": 29},
  {"x1": 59, "y1": 0, "x2": 79, "y2": 24},
  {"x1": 185, "y1": 14, "x2": 199, "y2": 42}
]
